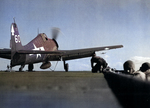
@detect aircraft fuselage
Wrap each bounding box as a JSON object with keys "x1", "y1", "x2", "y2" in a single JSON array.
[{"x1": 12, "y1": 33, "x2": 59, "y2": 66}]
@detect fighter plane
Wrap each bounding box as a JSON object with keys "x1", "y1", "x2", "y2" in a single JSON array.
[{"x1": 0, "y1": 20, "x2": 123, "y2": 72}]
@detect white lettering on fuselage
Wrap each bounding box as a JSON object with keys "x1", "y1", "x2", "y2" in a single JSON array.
[{"x1": 29, "y1": 44, "x2": 45, "y2": 59}]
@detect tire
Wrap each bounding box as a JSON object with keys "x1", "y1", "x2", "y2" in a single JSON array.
[
  {"x1": 65, "y1": 63, "x2": 69, "y2": 72},
  {"x1": 28, "y1": 64, "x2": 33, "y2": 71}
]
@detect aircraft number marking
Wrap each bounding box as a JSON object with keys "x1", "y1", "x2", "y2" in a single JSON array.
[{"x1": 15, "y1": 35, "x2": 21, "y2": 43}]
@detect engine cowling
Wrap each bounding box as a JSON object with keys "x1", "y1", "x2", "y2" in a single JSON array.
[{"x1": 40, "y1": 62, "x2": 51, "y2": 69}]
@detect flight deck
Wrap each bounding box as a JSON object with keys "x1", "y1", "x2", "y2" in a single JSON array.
[
  {"x1": 1, "y1": 71, "x2": 150, "y2": 108},
  {"x1": 0, "y1": 71, "x2": 122, "y2": 108}
]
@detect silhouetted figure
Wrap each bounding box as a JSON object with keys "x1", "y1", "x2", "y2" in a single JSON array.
[
  {"x1": 123, "y1": 60, "x2": 135, "y2": 74},
  {"x1": 7, "y1": 65, "x2": 9, "y2": 70},
  {"x1": 133, "y1": 62, "x2": 150, "y2": 81},
  {"x1": 91, "y1": 53, "x2": 107, "y2": 73},
  {"x1": 140, "y1": 62, "x2": 150, "y2": 72},
  {"x1": 6, "y1": 65, "x2": 10, "y2": 72},
  {"x1": 140, "y1": 62, "x2": 150, "y2": 81}
]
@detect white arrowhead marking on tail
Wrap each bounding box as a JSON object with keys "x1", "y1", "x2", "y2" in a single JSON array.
[{"x1": 11, "y1": 25, "x2": 14, "y2": 36}]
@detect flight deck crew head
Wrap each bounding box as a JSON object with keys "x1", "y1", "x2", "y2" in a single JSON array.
[
  {"x1": 92, "y1": 53, "x2": 96, "y2": 57},
  {"x1": 123, "y1": 60, "x2": 135, "y2": 74},
  {"x1": 140, "y1": 62, "x2": 150, "y2": 72}
]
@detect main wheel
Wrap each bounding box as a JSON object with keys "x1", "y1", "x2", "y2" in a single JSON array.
[
  {"x1": 28, "y1": 64, "x2": 34, "y2": 71},
  {"x1": 64, "y1": 63, "x2": 69, "y2": 72}
]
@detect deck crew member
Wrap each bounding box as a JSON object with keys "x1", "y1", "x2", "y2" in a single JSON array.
[
  {"x1": 133, "y1": 62, "x2": 150, "y2": 81},
  {"x1": 91, "y1": 53, "x2": 107, "y2": 73}
]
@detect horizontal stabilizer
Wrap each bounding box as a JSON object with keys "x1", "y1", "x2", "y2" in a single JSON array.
[{"x1": 0, "y1": 49, "x2": 11, "y2": 54}]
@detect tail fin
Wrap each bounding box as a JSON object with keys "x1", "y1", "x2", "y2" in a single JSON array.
[
  {"x1": 10, "y1": 22, "x2": 25, "y2": 67},
  {"x1": 10, "y1": 22, "x2": 23, "y2": 51}
]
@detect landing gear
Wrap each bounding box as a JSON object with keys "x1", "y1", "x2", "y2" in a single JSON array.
[
  {"x1": 63, "y1": 61, "x2": 69, "y2": 72},
  {"x1": 19, "y1": 65, "x2": 25, "y2": 71},
  {"x1": 28, "y1": 64, "x2": 34, "y2": 71}
]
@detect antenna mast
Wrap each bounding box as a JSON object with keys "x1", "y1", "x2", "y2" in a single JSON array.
[{"x1": 13, "y1": 17, "x2": 15, "y2": 23}]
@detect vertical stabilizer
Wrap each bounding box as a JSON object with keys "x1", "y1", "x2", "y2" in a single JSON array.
[
  {"x1": 10, "y1": 23, "x2": 23, "y2": 51},
  {"x1": 10, "y1": 22, "x2": 25, "y2": 67}
]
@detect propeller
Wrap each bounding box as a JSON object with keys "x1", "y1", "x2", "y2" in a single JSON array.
[{"x1": 51, "y1": 27, "x2": 60, "y2": 40}]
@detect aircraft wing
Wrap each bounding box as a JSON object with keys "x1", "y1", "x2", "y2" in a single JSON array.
[
  {"x1": 59, "y1": 45, "x2": 123, "y2": 61},
  {"x1": 18, "y1": 45, "x2": 123, "y2": 61}
]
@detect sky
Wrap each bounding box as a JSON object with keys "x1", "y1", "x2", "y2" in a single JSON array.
[{"x1": 0, "y1": 0, "x2": 150, "y2": 71}]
